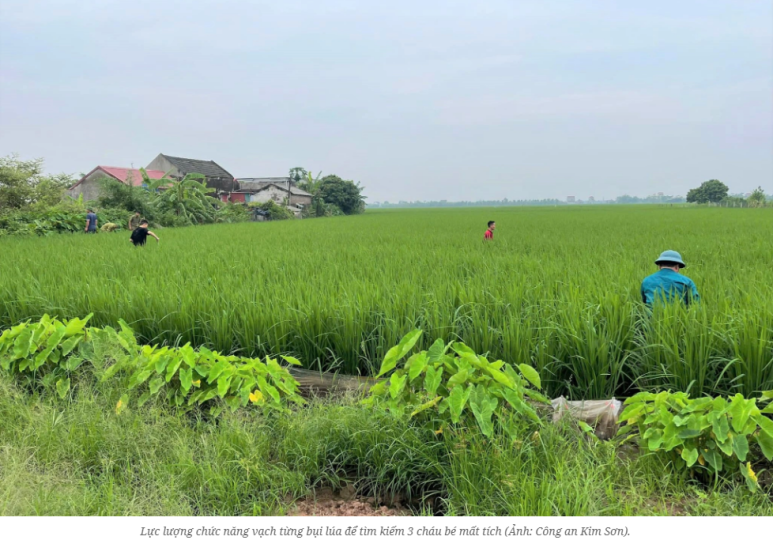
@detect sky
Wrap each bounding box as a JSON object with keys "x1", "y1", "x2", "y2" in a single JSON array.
[{"x1": 0, "y1": 0, "x2": 771, "y2": 202}]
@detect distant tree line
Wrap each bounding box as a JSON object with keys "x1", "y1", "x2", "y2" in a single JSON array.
[{"x1": 686, "y1": 180, "x2": 767, "y2": 207}]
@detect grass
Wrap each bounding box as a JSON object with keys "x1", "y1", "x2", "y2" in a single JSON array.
[
  {"x1": 1, "y1": 370, "x2": 771, "y2": 516},
  {"x1": 2, "y1": 205, "x2": 771, "y2": 399}
]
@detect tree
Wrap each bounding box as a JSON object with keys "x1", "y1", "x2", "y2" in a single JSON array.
[
  {"x1": 317, "y1": 175, "x2": 366, "y2": 215},
  {"x1": 0, "y1": 154, "x2": 75, "y2": 211},
  {"x1": 747, "y1": 186, "x2": 766, "y2": 207},
  {"x1": 150, "y1": 173, "x2": 218, "y2": 224},
  {"x1": 298, "y1": 171, "x2": 325, "y2": 217},
  {"x1": 686, "y1": 179, "x2": 728, "y2": 204},
  {"x1": 288, "y1": 167, "x2": 307, "y2": 184}
]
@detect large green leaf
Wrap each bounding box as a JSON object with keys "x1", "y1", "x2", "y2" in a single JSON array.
[
  {"x1": 517, "y1": 363, "x2": 541, "y2": 390},
  {"x1": 681, "y1": 445, "x2": 699, "y2": 467},
  {"x1": 377, "y1": 329, "x2": 422, "y2": 378},
  {"x1": 389, "y1": 372, "x2": 407, "y2": 399},
  {"x1": 756, "y1": 430, "x2": 773, "y2": 461},
  {"x1": 408, "y1": 352, "x2": 428, "y2": 381},
  {"x1": 701, "y1": 448, "x2": 723, "y2": 472},
  {"x1": 728, "y1": 394, "x2": 752, "y2": 433},
  {"x1": 411, "y1": 396, "x2": 442, "y2": 417},
  {"x1": 733, "y1": 433, "x2": 749, "y2": 461},
  {"x1": 711, "y1": 414, "x2": 730, "y2": 442},
  {"x1": 447, "y1": 369, "x2": 470, "y2": 387},
  {"x1": 149, "y1": 376, "x2": 165, "y2": 395},
  {"x1": 179, "y1": 366, "x2": 193, "y2": 392},
  {"x1": 207, "y1": 361, "x2": 227, "y2": 384},
  {"x1": 424, "y1": 365, "x2": 443, "y2": 396},
  {"x1": 447, "y1": 384, "x2": 472, "y2": 423},
  {"x1": 469, "y1": 386, "x2": 498, "y2": 438},
  {"x1": 55, "y1": 377, "x2": 70, "y2": 399},
  {"x1": 753, "y1": 414, "x2": 773, "y2": 437}
]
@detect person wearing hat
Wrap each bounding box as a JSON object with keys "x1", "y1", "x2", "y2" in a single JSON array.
[{"x1": 641, "y1": 250, "x2": 700, "y2": 306}]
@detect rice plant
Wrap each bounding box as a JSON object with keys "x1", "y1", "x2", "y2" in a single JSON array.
[{"x1": 1, "y1": 205, "x2": 771, "y2": 398}]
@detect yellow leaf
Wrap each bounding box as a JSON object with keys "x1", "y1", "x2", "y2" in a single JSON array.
[
  {"x1": 192, "y1": 379, "x2": 201, "y2": 387},
  {"x1": 434, "y1": 426, "x2": 443, "y2": 435},
  {"x1": 747, "y1": 462, "x2": 758, "y2": 483},
  {"x1": 698, "y1": 455, "x2": 705, "y2": 466},
  {"x1": 249, "y1": 391, "x2": 263, "y2": 403}
]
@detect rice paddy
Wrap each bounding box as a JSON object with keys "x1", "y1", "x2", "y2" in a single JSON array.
[{"x1": 2, "y1": 205, "x2": 771, "y2": 399}]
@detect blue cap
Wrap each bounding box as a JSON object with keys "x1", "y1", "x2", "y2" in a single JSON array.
[{"x1": 655, "y1": 250, "x2": 685, "y2": 268}]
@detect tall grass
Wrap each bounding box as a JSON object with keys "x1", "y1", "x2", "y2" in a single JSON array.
[
  {"x1": 1, "y1": 205, "x2": 771, "y2": 398},
  {"x1": 1, "y1": 376, "x2": 771, "y2": 516}
]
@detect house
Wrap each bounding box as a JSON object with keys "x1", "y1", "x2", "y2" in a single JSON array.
[
  {"x1": 221, "y1": 177, "x2": 313, "y2": 211},
  {"x1": 146, "y1": 154, "x2": 235, "y2": 193},
  {"x1": 67, "y1": 166, "x2": 167, "y2": 201}
]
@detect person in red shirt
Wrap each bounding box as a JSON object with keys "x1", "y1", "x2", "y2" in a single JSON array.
[{"x1": 484, "y1": 220, "x2": 495, "y2": 240}]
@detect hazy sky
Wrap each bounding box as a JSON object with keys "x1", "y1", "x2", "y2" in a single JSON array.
[{"x1": 1, "y1": 1, "x2": 771, "y2": 202}]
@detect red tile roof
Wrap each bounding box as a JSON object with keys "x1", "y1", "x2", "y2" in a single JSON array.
[
  {"x1": 69, "y1": 166, "x2": 168, "y2": 191},
  {"x1": 99, "y1": 166, "x2": 167, "y2": 186}
]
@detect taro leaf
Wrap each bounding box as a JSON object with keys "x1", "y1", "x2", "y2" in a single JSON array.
[
  {"x1": 469, "y1": 386, "x2": 497, "y2": 438},
  {"x1": 753, "y1": 414, "x2": 773, "y2": 438},
  {"x1": 678, "y1": 429, "x2": 701, "y2": 439},
  {"x1": 411, "y1": 396, "x2": 442, "y2": 417},
  {"x1": 716, "y1": 436, "x2": 733, "y2": 457},
  {"x1": 59, "y1": 334, "x2": 82, "y2": 356},
  {"x1": 517, "y1": 364, "x2": 541, "y2": 390},
  {"x1": 389, "y1": 372, "x2": 407, "y2": 399},
  {"x1": 739, "y1": 462, "x2": 759, "y2": 492},
  {"x1": 13, "y1": 328, "x2": 33, "y2": 360},
  {"x1": 646, "y1": 429, "x2": 664, "y2": 451},
  {"x1": 55, "y1": 377, "x2": 70, "y2": 399},
  {"x1": 486, "y1": 366, "x2": 515, "y2": 390},
  {"x1": 701, "y1": 448, "x2": 723, "y2": 472},
  {"x1": 711, "y1": 414, "x2": 730, "y2": 442},
  {"x1": 137, "y1": 391, "x2": 151, "y2": 407},
  {"x1": 179, "y1": 366, "x2": 193, "y2": 392},
  {"x1": 408, "y1": 352, "x2": 428, "y2": 382},
  {"x1": 258, "y1": 376, "x2": 281, "y2": 403},
  {"x1": 64, "y1": 314, "x2": 92, "y2": 337},
  {"x1": 681, "y1": 445, "x2": 699, "y2": 467},
  {"x1": 523, "y1": 387, "x2": 551, "y2": 405},
  {"x1": 424, "y1": 365, "x2": 443, "y2": 396},
  {"x1": 207, "y1": 362, "x2": 227, "y2": 384},
  {"x1": 217, "y1": 375, "x2": 231, "y2": 397},
  {"x1": 116, "y1": 393, "x2": 129, "y2": 415},
  {"x1": 728, "y1": 394, "x2": 752, "y2": 433},
  {"x1": 280, "y1": 355, "x2": 302, "y2": 366},
  {"x1": 166, "y1": 355, "x2": 184, "y2": 382},
  {"x1": 448, "y1": 384, "x2": 472, "y2": 423},
  {"x1": 369, "y1": 381, "x2": 388, "y2": 396},
  {"x1": 761, "y1": 403, "x2": 773, "y2": 414},
  {"x1": 447, "y1": 369, "x2": 469, "y2": 387},
  {"x1": 65, "y1": 355, "x2": 84, "y2": 372},
  {"x1": 427, "y1": 339, "x2": 445, "y2": 365},
  {"x1": 578, "y1": 421, "x2": 594, "y2": 434},
  {"x1": 733, "y1": 433, "x2": 749, "y2": 461},
  {"x1": 672, "y1": 415, "x2": 690, "y2": 427},
  {"x1": 377, "y1": 329, "x2": 422, "y2": 378},
  {"x1": 756, "y1": 430, "x2": 773, "y2": 461},
  {"x1": 179, "y1": 345, "x2": 196, "y2": 368},
  {"x1": 149, "y1": 376, "x2": 164, "y2": 395}
]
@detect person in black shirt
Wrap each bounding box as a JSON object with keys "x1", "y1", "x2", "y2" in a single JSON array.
[{"x1": 129, "y1": 220, "x2": 160, "y2": 246}]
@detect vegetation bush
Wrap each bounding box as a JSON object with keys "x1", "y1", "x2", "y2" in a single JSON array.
[
  {"x1": 619, "y1": 391, "x2": 773, "y2": 491},
  {"x1": 366, "y1": 330, "x2": 549, "y2": 437},
  {"x1": 249, "y1": 200, "x2": 295, "y2": 220}
]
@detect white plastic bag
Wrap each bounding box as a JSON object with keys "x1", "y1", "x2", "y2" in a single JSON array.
[{"x1": 551, "y1": 397, "x2": 623, "y2": 439}]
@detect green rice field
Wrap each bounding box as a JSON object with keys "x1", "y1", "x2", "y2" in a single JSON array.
[{"x1": 2, "y1": 205, "x2": 772, "y2": 399}]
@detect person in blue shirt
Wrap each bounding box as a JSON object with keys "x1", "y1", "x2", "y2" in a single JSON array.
[
  {"x1": 641, "y1": 250, "x2": 700, "y2": 306},
  {"x1": 84, "y1": 209, "x2": 98, "y2": 233}
]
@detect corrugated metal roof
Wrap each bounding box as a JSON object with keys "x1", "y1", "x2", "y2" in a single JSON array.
[{"x1": 236, "y1": 180, "x2": 312, "y2": 197}]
